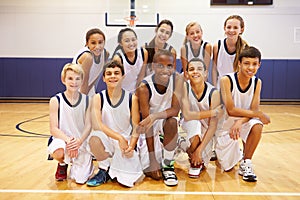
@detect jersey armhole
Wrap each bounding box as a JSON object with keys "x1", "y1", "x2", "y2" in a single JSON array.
[
  {"x1": 142, "y1": 80, "x2": 152, "y2": 100},
  {"x1": 203, "y1": 42, "x2": 208, "y2": 58},
  {"x1": 254, "y1": 77, "x2": 258, "y2": 93},
  {"x1": 99, "y1": 92, "x2": 104, "y2": 110},
  {"x1": 141, "y1": 47, "x2": 145, "y2": 61},
  {"x1": 208, "y1": 88, "x2": 216, "y2": 107},
  {"x1": 55, "y1": 94, "x2": 60, "y2": 121}
]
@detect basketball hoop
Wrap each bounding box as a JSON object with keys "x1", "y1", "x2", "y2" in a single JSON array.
[{"x1": 124, "y1": 16, "x2": 138, "y2": 28}]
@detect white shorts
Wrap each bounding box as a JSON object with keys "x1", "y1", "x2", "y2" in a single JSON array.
[
  {"x1": 181, "y1": 120, "x2": 213, "y2": 167},
  {"x1": 48, "y1": 137, "x2": 94, "y2": 184},
  {"x1": 89, "y1": 130, "x2": 146, "y2": 187},
  {"x1": 215, "y1": 118, "x2": 263, "y2": 171}
]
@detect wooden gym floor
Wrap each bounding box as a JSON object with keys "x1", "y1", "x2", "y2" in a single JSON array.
[{"x1": 0, "y1": 102, "x2": 299, "y2": 199}]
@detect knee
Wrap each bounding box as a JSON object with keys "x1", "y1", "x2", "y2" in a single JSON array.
[
  {"x1": 52, "y1": 148, "x2": 64, "y2": 160},
  {"x1": 251, "y1": 124, "x2": 263, "y2": 137},
  {"x1": 89, "y1": 136, "x2": 101, "y2": 148},
  {"x1": 165, "y1": 117, "x2": 178, "y2": 129}
]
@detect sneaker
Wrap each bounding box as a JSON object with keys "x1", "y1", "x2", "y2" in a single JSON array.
[
  {"x1": 188, "y1": 162, "x2": 204, "y2": 178},
  {"x1": 210, "y1": 150, "x2": 217, "y2": 161},
  {"x1": 238, "y1": 159, "x2": 257, "y2": 182},
  {"x1": 86, "y1": 168, "x2": 110, "y2": 187},
  {"x1": 55, "y1": 163, "x2": 68, "y2": 181},
  {"x1": 162, "y1": 159, "x2": 178, "y2": 186}
]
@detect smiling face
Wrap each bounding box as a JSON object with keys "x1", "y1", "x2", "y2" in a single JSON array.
[
  {"x1": 186, "y1": 23, "x2": 203, "y2": 46},
  {"x1": 155, "y1": 23, "x2": 173, "y2": 45},
  {"x1": 120, "y1": 30, "x2": 138, "y2": 53},
  {"x1": 103, "y1": 66, "x2": 123, "y2": 89},
  {"x1": 62, "y1": 70, "x2": 83, "y2": 92},
  {"x1": 86, "y1": 33, "x2": 105, "y2": 56},
  {"x1": 238, "y1": 57, "x2": 260, "y2": 79},
  {"x1": 152, "y1": 54, "x2": 174, "y2": 85},
  {"x1": 187, "y1": 60, "x2": 207, "y2": 85},
  {"x1": 224, "y1": 18, "x2": 243, "y2": 40}
]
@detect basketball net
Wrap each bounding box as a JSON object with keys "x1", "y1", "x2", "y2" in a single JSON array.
[{"x1": 124, "y1": 15, "x2": 138, "y2": 28}]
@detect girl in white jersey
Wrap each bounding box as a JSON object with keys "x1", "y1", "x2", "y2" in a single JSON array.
[
  {"x1": 216, "y1": 46, "x2": 270, "y2": 182},
  {"x1": 48, "y1": 63, "x2": 93, "y2": 184},
  {"x1": 180, "y1": 58, "x2": 223, "y2": 178},
  {"x1": 143, "y1": 19, "x2": 177, "y2": 76},
  {"x1": 180, "y1": 22, "x2": 212, "y2": 80},
  {"x1": 212, "y1": 15, "x2": 248, "y2": 88},
  {"x1": 87, "y1": 60, "x2": 146, "y2": 188},
  {"x1": 112, "y1": 28, "x2": 148, "y2": 93},
  {"x1": 72, "y1": 28, "x2": 110, "y2": 96}
]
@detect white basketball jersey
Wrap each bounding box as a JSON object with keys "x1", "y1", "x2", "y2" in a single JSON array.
[
  {"x1": 185, "y1": 41, "x2": 207, "y2": 61},
  {"x1": 220, "y1": 72, "x2": 258, "y2": 132},
  {"x1": 186, "y1": 81, "x2": 216, "y2": 130},
  {"x1": 72, "y1": 47, "x2": 106, "y2": 95},
  {"x1": 56, "y1": 92, "x2": 88, "y2": 140},
  {"x1": 100, "y1": 89, "x2": 132, "y2": 138},
  {"x1": 143, "y1": 73, "x2": 175, "y2": 114},
  {"x1": 116, "y1": 47, "x2": 144, "y2": 93},
  {"x1": 217, "y1": 39, "x2": 235, "y2": 79}
]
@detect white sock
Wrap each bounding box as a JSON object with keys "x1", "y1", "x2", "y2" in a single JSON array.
[
  {"x1": 163, "y1": 149, "x2": 175, "y2": 161},
  {"x1": 98, "y1": 159, "x2": 110, "y2": 171},
  {"x1": 59, "y1": 162, "x2": 66, "y2": 166}
]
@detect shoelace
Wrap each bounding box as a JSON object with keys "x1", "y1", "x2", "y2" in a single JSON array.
[
  {"x1": 163, "y1": 171, "x2": 177, "y2": 179},
  {"x1": 244, "y1": 166, "x2": 254, "y2": 175}
]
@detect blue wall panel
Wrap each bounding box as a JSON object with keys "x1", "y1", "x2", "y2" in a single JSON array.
[
  {"x1": 257, "y1": 60, "x2": 274, "y2": 99},
  {"x1": 286, "y1": 60, "x2": 300, "y2": 99},
  {"x1": 0, "y1": 57, "x2": 299, "y2": 100},
  {"x1": 273, "y1": 60, "x2": 287, "y2": 99}
]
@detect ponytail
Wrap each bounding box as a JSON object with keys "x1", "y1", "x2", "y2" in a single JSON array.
[{"x1": 233, "y1": 36, "x2": 248, "y2": 72}]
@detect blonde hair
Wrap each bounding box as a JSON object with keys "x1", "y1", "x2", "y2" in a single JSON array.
[
  {"x1": 61, "y1": 63, "x2": 84, "y2": 81},
  {"x1": 183, "y1": 22, "x2": 202, "y2": 44},
  {"x1": 224, "y1": 15, "x2": 248, "y2": 72}
]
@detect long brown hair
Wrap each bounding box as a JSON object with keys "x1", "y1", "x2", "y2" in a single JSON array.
[{"x1": 224, "y1": 15, "x2": 248, "y2": 72}]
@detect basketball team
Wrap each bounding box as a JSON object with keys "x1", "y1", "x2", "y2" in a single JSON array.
[{"x1": 47, "y1": 15, "x2": 271, "y2": 188}]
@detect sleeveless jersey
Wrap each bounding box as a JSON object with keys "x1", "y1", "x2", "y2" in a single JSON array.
[
  {"x1": 116, "y1": 47, "x2": 144, "y2": 93},
  {"x1": 216, "y1": 39, "x2": 235, "y2": 79},
  {"x1": 186, "y1": 81, "x2": 216, "y2": 130},
  {"x1": 220, "y1": 72, "x2": 258, "y2": 131},
  {"x1": 100, "y1": 89, "x2": 132, "y2": 138},
  {"x1": 142, "y1": 73, "x2": 175, "y2": 114},
  {"x1": 184, "y1": 41, "x2": 208, "y2": 61},
  {"x1": 55, "y1": 92, "x2": 88, "y2": 140},
  {"x1": 72, "y1": 47, "x2": 107, "y2": 95}
]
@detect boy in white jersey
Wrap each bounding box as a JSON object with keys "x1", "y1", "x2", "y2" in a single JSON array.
[
  {"x1": 136, "y1": 49, "x2": 181, "y2": 186},
  {"x1": 87, "y1": 60, "x2": 145, "y2": 187},
  {"x1": 48, "y1": 63, "x2": 93, "y2": 184},
  {"x1": 180, "y1": 58, "x2": 223, "y2": 178},
  {"x1": 216, "y1": 46, "x2": 270, "y2": 182}
]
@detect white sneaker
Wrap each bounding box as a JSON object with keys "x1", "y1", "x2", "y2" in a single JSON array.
[
  {"x1": 162, "y1": 169, "x2": 178, "y2": 186},
  {"x1": 162, "y1": 159, "x2": 178, "y2": 186},
  {"x1": 239, "y1": 159, "x2": 257, "y2": 182},
  {"x1": 188, "y1": 163, "x2": 204, "y2": 178}
]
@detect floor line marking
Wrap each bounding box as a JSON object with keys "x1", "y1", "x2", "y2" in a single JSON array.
[{"x1": 0, "y1": 190, "x2": 299, "y2": 196}]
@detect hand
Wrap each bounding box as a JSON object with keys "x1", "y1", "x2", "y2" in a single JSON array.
[
  {"x1": 66, "y1": 137, "x2": 81, "y2": 151},
  {"x1": 213, "y1": 105, "x2": 224, "y2": 118},
  {"x1": 123, "y1": 145, "x2": 134, "y2": 158},
  {"x1": 259, "y1": 112, "x2": 271, "y2": 124},
  {"x1": 118, "y1": 136, "x2": 129, "y2": 153},
  {"x1": 189, "y1": 149, "x2": 203, "y2": 166},
  {"x1": 137, "y1": 114, "x2": 156, "y2": 134},
  {"x1": 67, "y1": 149, "x2": 79, "y2": 158},
  {"x1": 229, "y1": 120, "x2": 242, "y2": 140}
]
